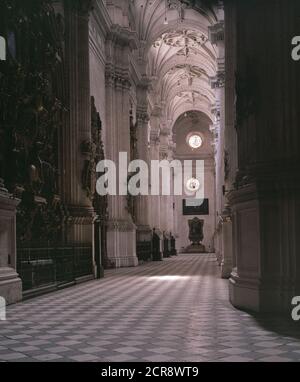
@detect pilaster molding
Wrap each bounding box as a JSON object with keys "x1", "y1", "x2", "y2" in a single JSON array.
[{"x1": 92, "y1": 0, "x2": 112, "y2": 37}]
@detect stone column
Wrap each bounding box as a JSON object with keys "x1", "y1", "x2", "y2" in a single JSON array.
[
  {"x1": 63, "y1": 1, "x2": 95, "y2": 244},
  {"x1": 221, "y1": 0, "x2": 237, "y2": 278},
  {"x1": 159, "y1": 124, "x2": 171, "y2": 234},
  {"x1": 220, "y1": 206, "x2": 233, "y2": 278},
  {"x1": 166, "y1": 139, "x2": 176, "y2": 236},
  {"x1": 149, "y1": 106, "x2": 162, "y2": 235},
  {"x1": 0, "y1": 181, "x2": 22, "y2": 305},
  {"x1": 227, "y1": 0, "x2": 300, "y2": 312},
  {"x1": 158, "y1": 155, "x2": 167, "y2": 234},
  {"x1": 209, "y1": 16, "x2": 228, "y2": 271},
  {"x1": 210, "y1": 103, "x2": 222, "y2": 263},
  {"x1": 149, "y1": 131, "x2": 160, "y2": 229},
  {"x1": 135, "y1": 84, "x2": 151, "y2": 242},
  {"x1": 104, "y1": 27, "x2": 138, "y2": 267}
]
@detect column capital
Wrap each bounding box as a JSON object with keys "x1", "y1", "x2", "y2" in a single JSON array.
[
  {"x1": 137, "y1": 76, "x2": 152, "y2": 92},
  {"x1": 105, "y1": 65, "x2": 131, "y2": 90},
  {"x1": 151, "y1": 105, "x2": 163, "y2": 118},
  {"x1": 150, "y1": 129, "x2": 160, "y2": 145},
  {"x1": 136, "y1": 109, "x2": 149, "y2": 124},
  {"x1": 107, "y1": 24, "x2": 139, "y2": 51},
  {"x1": 210, "y1": 71, "x2": 225, "y2": 89},
  {"x1": 211, "y1": 103, "x2": 221, "y2": 120},
  {"x1": 159, "y1": 148, "x2": 169, "y2": 161},
  {"x1": 160, "y1": 125, "x2": 171, "y2": 137},
  {"x1": 208, "y1": 21, "x2": 225, "y2": 45}
]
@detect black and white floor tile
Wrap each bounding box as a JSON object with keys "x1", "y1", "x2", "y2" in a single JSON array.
[{"x1": 0, "y1": 254, "x2": 300, "y2": 362}]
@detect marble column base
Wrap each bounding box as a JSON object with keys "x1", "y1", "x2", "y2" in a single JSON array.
[
  {"x1": 0, "y1": 268, "x2": 22, "y2": 305},
  {"x1": 228, "y1": 182, "x2": 300, "y2": 312},
  {"x1": 106, "y1": 220, "x2": 138, "y2": 268},
  {"x1": 221, "y1": 262, "x2": 232, "y2": 279},
  {"x1": 215, "y1": 251, "x2": 222, "y2": 265},
  {"x1": 221, "y1": 219, "x2": 233, "y2": 279},
  {"x1": 229, "y1": 270, "x2": 296, "y2": 312}
]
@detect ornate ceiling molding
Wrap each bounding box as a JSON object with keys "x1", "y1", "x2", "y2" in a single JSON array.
[
  {"x1": 167, "y1": 0, "x2": 195, "y2": 22},
  {"x1": 153, "y1": 29, "x2": 208, "y2": 58},
  {"x1": 165, "y1": 64, "x2": 206, "y2": 86}
]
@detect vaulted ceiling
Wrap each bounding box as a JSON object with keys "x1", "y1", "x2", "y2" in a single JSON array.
[{"x1": 132, "y1": 0, "x2": 220, "y2": 126}]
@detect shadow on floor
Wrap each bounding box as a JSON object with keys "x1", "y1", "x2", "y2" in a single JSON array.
[{"x1": 244, "y1": 311, "x2": 300, "y2": 341}]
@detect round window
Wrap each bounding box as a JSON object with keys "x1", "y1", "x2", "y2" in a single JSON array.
[
  {"x1": 186, "y1": 178, "x2": 201, "y2": 193},
  {"x1": 188, "y1": 134, "x2": 203, "y2": 149}
]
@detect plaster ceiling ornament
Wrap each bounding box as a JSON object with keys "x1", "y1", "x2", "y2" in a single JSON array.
[
  {"x1": 167, "y1": 0, "x2": 195, "y2": 22},
  {"x1": 141, "y1": 1, "x2": 217, "y2": 135},
  {"x1": 186, "y1": 177, "x2": 201, "y2": 193},
  {"x1": 176, "y1": 91, "x2": 200, "y2": 105},
  {"x1": 166, "y1": 64, "x2": 206, "y2": 86},
  {"x1": 153, "y1": 30, "x2": 208, "y2": 58}
]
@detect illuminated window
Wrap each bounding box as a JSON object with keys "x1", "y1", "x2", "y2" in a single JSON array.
[
  {"x1": 188, "y1": 134, "x2": 203, "y2": 149},
  {"x1": 186, "y1": 178, "x2": 200, "y2": 193}
]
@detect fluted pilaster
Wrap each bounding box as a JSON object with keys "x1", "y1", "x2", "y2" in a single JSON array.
[
  {"x1": 104, "y1": 26, "x2": 138, "y2": 267},
  {"x1": 62, "y1": 2, "x2": 95, "y2": 243}
]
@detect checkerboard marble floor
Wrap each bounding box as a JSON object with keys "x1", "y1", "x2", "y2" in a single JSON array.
[{"x1": 1, "y1": 253, "x2": 300, "y2": 362}]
